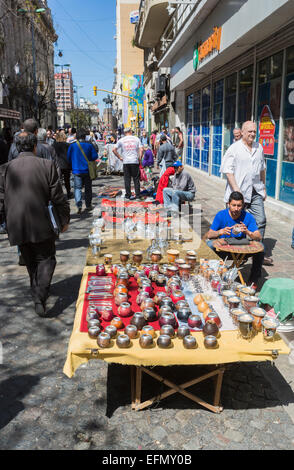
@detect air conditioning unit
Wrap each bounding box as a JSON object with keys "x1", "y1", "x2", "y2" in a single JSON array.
[{"x1": 155, "y1": 75, "x2": 167, "y2": 94}]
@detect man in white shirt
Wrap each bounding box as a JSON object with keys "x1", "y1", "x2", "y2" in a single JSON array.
[
  {"x1": 113, "y1": 128, "x2": 143, "y2": 200},
  {"x1": 220, "y1": 120, "x2": 272, "y2": 265}
]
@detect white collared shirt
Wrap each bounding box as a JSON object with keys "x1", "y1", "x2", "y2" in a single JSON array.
[{"x1": 220, "y1": 140, "x2": 266, "y2": 203}]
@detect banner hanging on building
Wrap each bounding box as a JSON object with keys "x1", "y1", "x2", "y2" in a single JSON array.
[{"x1": 259, "y1": 105, "x2": 275, "y2": 156}]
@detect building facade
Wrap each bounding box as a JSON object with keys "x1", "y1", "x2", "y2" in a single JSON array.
[
  {"x1": 136, "y1": 0, "x2": 294, "y2": 211},
  {"x1": 55, "y1": 69, "x2": 74, "y2": 128},
  {"x1": 134, "y1": 0, "x2": 173, "y2": 134},
  {"x1": 113, "y1": 0, "x2": 146, "y2": 131},
  {"x1": 0, "y1": 0, "x2": 57, "y2": 130}
]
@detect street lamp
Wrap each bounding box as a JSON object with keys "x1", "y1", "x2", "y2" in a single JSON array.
[
  {"x1": 54, "y1": 63, "x2": 70, "y2": 127},
  {"x1": 18, "y1": 7, "x2": 47, "y2": 121}
]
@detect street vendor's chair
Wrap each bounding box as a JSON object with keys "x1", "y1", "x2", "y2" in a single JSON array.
[{"x1": 179, "y1": 199, "x2": 194, "y2": 227}]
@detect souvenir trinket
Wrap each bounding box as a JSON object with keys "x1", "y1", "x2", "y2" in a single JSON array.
[
  {"x1": 97, "y1": 332, "x2": 111, "y2": 348},
  {"x1": 183, "y1": 335, "x2": 197, "y2": 349}
]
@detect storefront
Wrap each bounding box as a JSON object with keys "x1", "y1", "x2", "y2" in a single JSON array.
[
  {"x1": 185, "y1": 25, "x2": 294, "y2": 207},
  {"x1": 0, "y1": 107, "x2": 21, "y2": 133},
  {"x1": 152, "y1": 94, "x2": 170, "y2": 131}
]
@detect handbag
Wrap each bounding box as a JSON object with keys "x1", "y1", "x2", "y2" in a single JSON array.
[{"x1": 76, "y1": 140, "x2": 97, "y2": 180}]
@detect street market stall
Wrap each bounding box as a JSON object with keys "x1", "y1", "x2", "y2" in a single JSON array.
[{"x1": 64, "y1": 225, "x2": 290, "y2": 412}]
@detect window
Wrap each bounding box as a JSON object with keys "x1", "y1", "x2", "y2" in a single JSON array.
[
  {"x1": 192, "y1": 91, "x2": 201, "y2": 168},
  {"x1": 186, "y1": 94, "x2": 193, "y2": 165},
  {"x1": 201, "y1": 86, "x2": 211, "y2": 172},
  {"x1": 212, "y1": 80, "x2": 223, "y2": 176},
  {"x1": 280, "y1": 45, "x2": 294, "y2": 205},
  {"x1": 256, "y1": 52, "x2": 283, "y2": 197},
  {"x1": 238, "y1": 65, "x2": 253, "y2": 125},
  {"x1": 223, "y1": 73, "x2": 237, "y2": 152}
]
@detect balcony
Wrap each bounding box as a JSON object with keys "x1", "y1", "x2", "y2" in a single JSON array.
[
  {"x1": 134, "y1": 0, "x2": 170, "y2": 48},
  {"x1": 158, "y1": 0, "x2": 220, "y2": 66}
]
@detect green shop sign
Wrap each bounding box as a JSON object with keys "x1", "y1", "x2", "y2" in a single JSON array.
[{"x1": 193, "y1": 44, "x2": 199, "y2": 71}]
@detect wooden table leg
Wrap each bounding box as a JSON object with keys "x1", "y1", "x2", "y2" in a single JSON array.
[
  {"x1": 134, "y1": 366, "x2": 224, "y2": 413},
  {"x1": 130, "y1": 366, "x2": 136, "y2": 410},
  {"x1": 135, "y1": 366, "x2": 142, "y2": 409},
  {"x1": 213, "y1": 367, "x2": 225, "y2": 409},
  {"x1": 231, "y1": 253, "x2": 246, "y2": 285}
]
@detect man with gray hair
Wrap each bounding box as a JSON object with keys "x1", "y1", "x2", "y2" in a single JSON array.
[
  {"x1": 233, "y1": 128, "x2": 242, "y2": 142},
  {"x1": 8, "y1": 119, "x2": 58, "y2": 170},
  {"x1": 0, "y1": 131, "x2": 70, "y2": 317},
  {"x1": 37, "y1": 128, "x2": 60, "y2": 176}
]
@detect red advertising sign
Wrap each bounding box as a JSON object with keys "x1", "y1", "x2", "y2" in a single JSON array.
[{"x1": 259, "y1": 105, "x2": 275, "y2": 156}]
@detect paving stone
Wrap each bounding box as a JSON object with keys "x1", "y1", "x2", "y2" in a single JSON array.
[
  {"x1": 249, "y1": 419, "x2": 266, "y2": 431},
  {"x1": 223, "y1": 429, "x2": 244, "y2": 443},
  {"x1": 182, "y1": 437, "x2": 202, "y2": 450},
  {"x1": 0, "y1": 175, "x2": 294, "y2": 450},
  {"x1": 150, "y1": 426, "x2": 168, "y2": 441}
]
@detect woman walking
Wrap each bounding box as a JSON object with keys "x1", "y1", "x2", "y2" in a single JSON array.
[{"x1": 53, "y1": 131, "x2": 72, "y2": 198}]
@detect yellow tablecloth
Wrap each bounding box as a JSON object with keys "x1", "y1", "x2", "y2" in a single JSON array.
[{"x1": 63, "y1": 267, "x2": 290, "y2": 378}]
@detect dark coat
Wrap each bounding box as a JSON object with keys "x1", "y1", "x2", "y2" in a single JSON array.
[
  {"x1": 0, "y1": 138, "x2": 9, "y2": 166},
  {"x1": 0, "y1": 152, "x2": 70, "y2": 246},
  {"x1": 53, "y1": 141, "x2": 70, "y2": 170}
]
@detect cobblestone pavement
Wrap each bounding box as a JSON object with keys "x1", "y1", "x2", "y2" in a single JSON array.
[{"x1": 0, "y1": 173, "x2": 293, "y2": 450}]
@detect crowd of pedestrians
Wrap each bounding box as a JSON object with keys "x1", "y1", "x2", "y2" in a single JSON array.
[{"x1": 1, "y1": 118, "x2": 292, "y2": 315}]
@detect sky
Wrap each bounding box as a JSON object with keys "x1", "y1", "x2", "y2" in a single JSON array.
[{"x1": 49, "y1": 0, "x2": 117, "y2": 113}]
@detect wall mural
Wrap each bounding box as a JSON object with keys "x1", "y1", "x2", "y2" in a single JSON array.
[{"x1": 122, "y1": 74, "x2": 145, "y2": 129}]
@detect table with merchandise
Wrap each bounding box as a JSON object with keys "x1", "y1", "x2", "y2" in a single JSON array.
[{"x1": 64, "y1": 244, "x2": 289, "y2": 414}]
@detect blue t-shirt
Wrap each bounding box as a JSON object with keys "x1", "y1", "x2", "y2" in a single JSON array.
[{"x1": 210, "y1": 209, "x2": 258, "y2": 238}]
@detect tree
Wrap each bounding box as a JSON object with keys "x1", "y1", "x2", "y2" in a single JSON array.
[{"x1": 69, "y1": 108, "x2": 91, "y2": 129}]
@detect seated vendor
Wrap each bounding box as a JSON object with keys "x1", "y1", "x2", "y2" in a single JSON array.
[
  {"x1": 206, "y1": 191, "x2": 264, "y2": 288},
  {"x1": 163, "y1": 161, "x2": 196, "y2": 215}
]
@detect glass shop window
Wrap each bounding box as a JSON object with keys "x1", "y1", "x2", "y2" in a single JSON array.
[
  {"x1": 280, "y1": 45, "x2": 294, "y2": 206},
  {"x1": 212, "y1": 79, "x2": 223, "y2": 176},
  {"x1": 192, "y1": 90, "x2": 201, "y2": 168},
  {"x1": 186, "y1": 94, "x2": 193, "y2": 124},
  {"x1": 238, "y1": 65, "x2": 253, "y2": 125},
  {"x1": 186, "y1": 94, "x2": 193, "y2": 166},
  {"x1": 224, "y1": 73, "x2": 237, "y2": 152},
  {"x1": 201, "y1": 85, "x2": 211, "y2": 173}
]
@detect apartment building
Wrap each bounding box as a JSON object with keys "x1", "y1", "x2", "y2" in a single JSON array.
[
  {"x1": 54, "y1": 69, "x2": 74, "y2": 127},
  {"x1": 135, "y1": 0, "x2": 294, "y2": 216},
  {"x1": 0, "y1": 0, "x2": 57, "y2": 129},
  {"x1": 113, "y1": 0, "x2": 145, "y2": 130}
]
